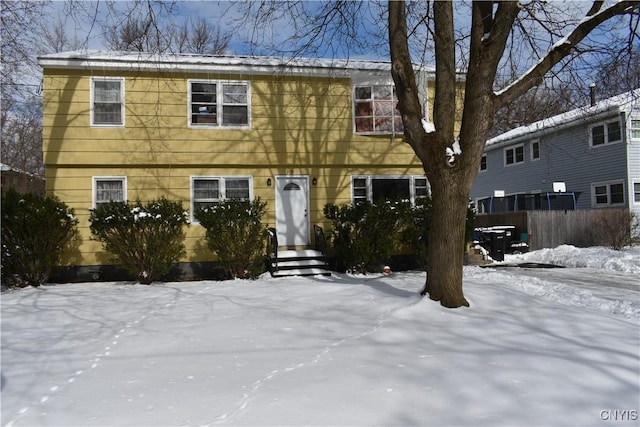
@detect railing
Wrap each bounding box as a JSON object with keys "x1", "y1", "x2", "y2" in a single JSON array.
[
  {"x1": 313, "y1": 224, "x2": 328, "y2": 265},
  {"x1": 267, "y1": 227, "x2": 278, "y2": 272}
]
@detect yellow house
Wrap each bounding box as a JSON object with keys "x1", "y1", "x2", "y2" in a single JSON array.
[{"x1": 38, "y1": 51, "x2": 459, "y2": 279}]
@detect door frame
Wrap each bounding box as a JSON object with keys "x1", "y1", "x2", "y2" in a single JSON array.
[{"x1": 275, "y1": 175, "x2": 310, "y2": 247}]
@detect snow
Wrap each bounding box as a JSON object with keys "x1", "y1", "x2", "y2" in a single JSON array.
[{"x1": 2, "y1": 246, "x2": 639, "y2": 426}]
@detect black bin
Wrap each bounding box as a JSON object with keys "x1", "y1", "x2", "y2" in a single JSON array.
[{"x1": 488, "y1": 230, "x2": 506, "y2": 261}]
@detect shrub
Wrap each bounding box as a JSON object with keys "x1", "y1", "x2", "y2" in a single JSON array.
[
  {"x1": 194, "y1": 198, "x2": 268, "y2": 279},
  {"x1": 1, "y1": 189, "x2": 79, "y2": 287},
  {"x1": 591, "y1": 208, "x2": 638, "y2": 250},
  {"x1": 89, "y1": 198, "x2": 189, "y2": 284},
  {"x1": 324, "y1": 200, "x2": 412, "y2": 273}
]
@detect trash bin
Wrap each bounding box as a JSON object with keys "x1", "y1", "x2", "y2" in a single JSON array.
[{"x1": 488, "y1": 230, "x2": 506, "y2": 261}]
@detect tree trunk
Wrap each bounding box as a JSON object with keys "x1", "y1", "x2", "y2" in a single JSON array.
[{"x1": 421, "y1": 171, "x2": 470, "y2": 307}]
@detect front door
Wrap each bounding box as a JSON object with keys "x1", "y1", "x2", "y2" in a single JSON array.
[{"x1": 275, "y1": 176, "x2": 310, "y2": 247}]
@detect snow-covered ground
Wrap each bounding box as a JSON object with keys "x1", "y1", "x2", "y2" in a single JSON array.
[{"x1": 2, "y1": 245, "x2": 639, "y2": 427}]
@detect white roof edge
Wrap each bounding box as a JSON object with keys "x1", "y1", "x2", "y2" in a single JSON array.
[
  {"x1": 37, "y1": 50, "x2": 442, "y2": 77},
  {"x1": 486, "y1": 88, "x2": 640, "y2": 148}
]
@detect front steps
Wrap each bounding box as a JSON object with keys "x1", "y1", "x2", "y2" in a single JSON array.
[{"x1": 269, "y1": 249, "x2": 331, "y2": 277}]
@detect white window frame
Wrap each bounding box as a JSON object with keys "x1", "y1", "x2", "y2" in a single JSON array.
[
  {"x1": 353, "y1": 84, "x2": 404, "y2": 135},
  {"x1": 188, "y1": 80, "x2": 251, "y2": 129},
  {"x1": 633, "y1": 182, "x2": 640, "y2": 204},
  {"x1": 92, "y1": 176, "x2": 127, "y2": 208},
  {"x1": 351, "y1": 175, "x2": 429, "y2": 205},
  {"x1": 530, "y1": 139, "x2": 540, "y2": 161},
  {"x1": 591, "y1": 180, "x2": 625, "y2": 207},
  {"x1": 589, "y1": 119, "x2": 622, "y2": 148},
  {"x1": 630, "y1": 116, "x2": 640, "y2": 141},
  {"x1": 190, "y1": 176, "x2": 253, "y2": 223},
  {"x1": 90, "y1": 77, "x2": 125, "y2": 127},
  {"x1": 504, "y1": 144, "x2": 525, "y2": 166},
  {"x1": 479, "y1": 154, "x2": 487, "y2": 172}
]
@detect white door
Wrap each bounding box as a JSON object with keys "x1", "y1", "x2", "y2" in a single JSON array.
[{"x1": 275, "y1": 176, "x2": 310, "y2": 247}]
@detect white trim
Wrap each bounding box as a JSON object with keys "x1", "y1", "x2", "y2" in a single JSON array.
[
  {"x1": 350, "y1": 175, "x2": 430, "y2": 205},
  {"x1": 591, "y1": 180, "x2": 625, "y2": 207},
  {"x1": 187, "y1": 79, "x2": 251, "y2": 130},
  {"x1": 588, "y1": 118, "x2": 622, "y2": 148},
  {"x1": 92, "y1": 176, "x2": 127, "y2": 209},
  {"x1": 190, "y1": 175, "x2": 254, "y2": 224},
  {"x1": 530, "y1": 139, "x2": 540, "y2": 161},
  {"x1": 90, "y1": 77, "x2": 125, "y2": 127},
  {"x1": 503, "y1": 144, "x2": 525, "y2": 167}
]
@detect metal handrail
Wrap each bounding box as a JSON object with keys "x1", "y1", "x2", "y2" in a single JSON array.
[
  {"x1": 267, "y1": 227, "x2": 278, "y2": 272},
  {"x1": 313, "y1": 224, "x2": 328, "y2": 265}
]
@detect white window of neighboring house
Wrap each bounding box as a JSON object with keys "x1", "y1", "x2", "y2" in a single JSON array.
[
  {"x1": 592, "y1": 181, "x2": 625, "y2": 207},
  {"x1": 351, "y1": 176, "x2": 429, "y2": 205},
  {"x1": 589, "y1": 119, "x2": 622, "y2": 147},
  {"x1": 634, "y1": 182, "x2": 640, "y2": 203},
  {"x1": 353, "y1": 85, "x2": 404, "y2": 134},
  {"x1": 189, "y1": 80, "x2": 250, "y2": 128},
  {"x1": 91, "y1": 77, "x2": 125, "y2": 126},
  {"x1": 479, "y1": 154, "x2": 487, "y2": 171},
  {"x1": 93, "y1": 176, "x2": 127, "y2": 208},
  {"x1": 530, "y1": 140, "x2": 540, "y2": 161},
  {"x1": 191, "y1": 176, "x2": 252, "y2": 222},
  {"x1": 504, "y1": 144, "x2": 524, "y2": 166},
  {"x1": 631, "y1": 117, "x2": 640, "y2": 140}
]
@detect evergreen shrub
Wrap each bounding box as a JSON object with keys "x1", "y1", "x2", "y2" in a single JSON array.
[
  {"x1": 1, "y1": 189, "x2": 79, "y2": 287},
  {"x1": 324, "y1": 200, "x2": 412, "y2": 273},
  {"x1": 89, "y1": 198, "x2": 189, "y2": 284},
  {"x1": 194, "y1": 198, "x2": 268, "y2": 279}
]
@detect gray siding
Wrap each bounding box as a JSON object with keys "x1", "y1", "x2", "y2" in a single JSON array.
[{"x1": 472, "y1": 111, "x2": 631, "y2": 212}]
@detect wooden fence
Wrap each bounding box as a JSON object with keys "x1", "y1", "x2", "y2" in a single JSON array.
[{"x1": 475, "y1": 208, "x2": 631, "y2": 250}]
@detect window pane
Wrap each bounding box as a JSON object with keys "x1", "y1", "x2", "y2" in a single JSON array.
[
  {"x1": 480, "y1": 155, "x2": 487, "y2": 170},
  {"x1": 194, "y1": 179, "x2": 219, "y2": 200},
  {"x1": 592, "y1": 125, "x2": 605, "y2": 146},
  {"x1": 506, "y1": 149, "x2": 514, "y2": 164},
  {"x1": 94, "y1": 104, "x2": 122, "y2": 124},
  {"x1": 375, "y1": 117, "x2": 393, "y2": 132},
  {"x1": 225, "y1": 179, "x2": 250, "y2": 199},
  {"x1": 355, "y1": 101, "x2": 373, "y2": 117},
  {"x1": 371, "y1": 178, "x2": 410, "y2": 203},
  {"x1": 222, "y1": 106, "x2": 248, "y2": 125},
  {"x1": 594, "y1": 185, "x2": 608, "y2": 204},
  {"x1": 94, "y1": 81, "x2": 121, "y2": 102},
  {"x1": 96, "y1": 179, "x2": 124, "y2": 203},
  {"x1": 223, "y1": 84, "x2": 247, "y2": 104},
  {"x1": 607, "y1": 121, "x2": 621, "y2": 142},
  {"x1": 355, "y1": 117, "x2": 373, "y2": 132},
  {"x1": 634, "y1": 182, "x2": 640, "y2": 202},
  {"x1": 610, "y1": 183, "x2": 624, "y2": 204},
  {"x1": 355, "y1": 87, "x2": 371, "y2": 100},
  {"x1": 373, "y1": 86, "x2": 392, "y2": 100},
  {"x1": 631, "y1": 120, "x2": 640, "y2": 139},
  {"x1": 531, "y1": 142, "x2": 540, "y2": 159},
  {"x1": 191, "y1": 82, "x2": 217, "y2": 126},
  {"x1": 515, "y1": 146, "x2": 524, "y2": 163}
]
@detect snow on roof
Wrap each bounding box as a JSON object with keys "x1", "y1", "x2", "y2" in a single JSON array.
[
  {"x1": 38, "y1": 50, "x2": 437, "y2": 76},
  {"x1": 487, "y1": 88, "x2": 640, "y2": 147}
]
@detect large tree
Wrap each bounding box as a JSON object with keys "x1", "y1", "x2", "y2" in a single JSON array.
[{"x1": 234, "y1": 0, "x2": 639, "y2": 308}]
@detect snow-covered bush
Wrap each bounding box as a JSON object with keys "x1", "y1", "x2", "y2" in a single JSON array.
[
  {"x1": 89, "y1": 198, "x2": 189, "y2": 284},
  {"x1": 194, "y1": 198, "x2": 268, "y2": 279},
  {"x1": 1, "y1": 189, "x2": 79, "y2": 287},
  {"x1": 324, "y1": 200, "x2": 412, "y2": 273}
]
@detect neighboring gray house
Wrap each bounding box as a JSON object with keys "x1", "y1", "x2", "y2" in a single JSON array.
[{"x1": 471, "y1": 89, "x2": 640, "y2": 218}]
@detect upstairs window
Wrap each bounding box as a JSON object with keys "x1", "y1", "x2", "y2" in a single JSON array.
[
  {"x1": 354, "y1": 85, "x2": 403, "y2": 134},
  {"x1": 531, "y1": 140, "x2": 540, "y2": 160},
  {"x1": 352, "y1": 176, "x2": 428, "y2": 205},
  {"x1": 504, "y1": 144, "x2": 524, "y2": 166},
  {"x1": 590, "y1": 120, "x2": 621, "y2": 147},
  {"x1": 189, "y1": 80, "x2": 250, "y2": 128},
  {"x1": 592, "y1": 181, "x2": 625, "y2": 207},
  {"x1": 480, "y1": 154, "x2": 487, "y2": 171},
  {"x1": 93, "y1": 177, "x2": 126, "y2": 208},
  {"x1": 631, "y1": 118, "x2": 640, "y2": 140},
  {"x1": 191, "y1": 176, "x2": 252, "y2": 222},
  {"x1": 91, "y1": 77, "x2": 124, "y2": 126},
  {"x1": 634, "y1": 182, "x2": 640, "y2": 203}
]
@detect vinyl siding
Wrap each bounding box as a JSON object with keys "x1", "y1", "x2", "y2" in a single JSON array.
[
  {"x1": 43, "y1": 66, "x2": 440, "y2": 266},
  {"x1": 471, "y1": 112, "x2": 630, "y2": 211}
]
